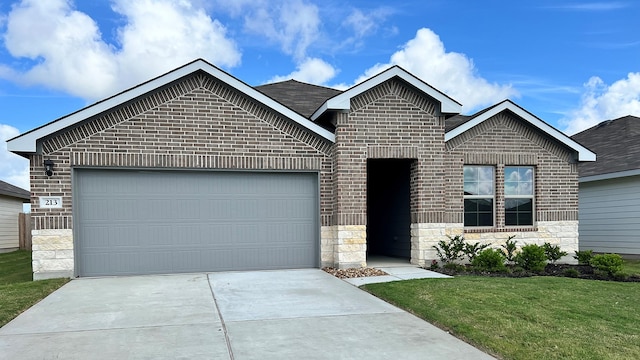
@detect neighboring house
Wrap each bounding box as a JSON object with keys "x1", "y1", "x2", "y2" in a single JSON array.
[
  {"x1": 0, "y1": 180, "x2": 30, "y2": 252},
  {"x1": 571, "y1": 115, "x2": 640, "y2": 256},
  {"x1": 7, "y1": 59, "x2": 595, "y2": 279}
]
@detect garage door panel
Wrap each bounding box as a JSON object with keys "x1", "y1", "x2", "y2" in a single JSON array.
[
  {"x1": 234, "y1": 224, "x2": 259, "y2": 244},
  {"x1": 75, "y1": 170, "x2": 318, "y2": 276},
  {"x1": 80, "y1": 226, "x2": 111, "y2": 248},
  {"x1": 81, "y1": 199, "x2": 108, "y2": 221}
]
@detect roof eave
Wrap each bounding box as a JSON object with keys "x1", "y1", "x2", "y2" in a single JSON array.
[
  {"x1": 579, "y1": 168, "x2": 640, "y2": 183},
  {"x1": 7, "y1": 59, "x2": 336, "y2": 155},
  {"x1": 311, "y1": 66, "x2": 462, "y2": 120},
  {"x1": 444, "y1": 100, "x2": 596, "y2": 162},
  {"x1": 0, "y1": 192, "x2": 30, "y2": 201}
]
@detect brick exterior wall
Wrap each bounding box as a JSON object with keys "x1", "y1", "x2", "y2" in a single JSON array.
[
  {"x1": 30, "y1": 73, "x2": 333, "y2": 225},
  {"x1": 27, "y1": 71, "x2": 582, "y2": 276},
  {"x1": 445, "y1": 112, "x2": 579, "y2": 226},
  {"x1": 29, "y1": 73, "x2": 335, "y2": 276},
  {"x1": 329, "y1": 78, "x2": 448, "y2": 267},
  {"x1": 333, "y1": 78, "x2": 446, "y2": 226},
  {"x1": 415, "y1": 111, "x2": 582, "y2": 265}
]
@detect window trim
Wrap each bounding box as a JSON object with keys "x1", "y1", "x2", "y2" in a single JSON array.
[
  {"x1": 463, "y1": 165, "x2": 495, "y2": 228},
  {"x1": 504, "y1": 166, "x2": 535, "y2": 227}
]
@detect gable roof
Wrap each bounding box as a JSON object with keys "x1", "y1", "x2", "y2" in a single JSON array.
[
  {"x1": 445, "y1": 100, "x2": 596, "y2": 162},
  {"x1": 7, "y1": 59, "x2": 336, "y2": 156},
  {"x1": 0, "y1": 180, "x2": 30, "y2": 201},
  {"x1": 255, "y1": 80, "x2": 342, "y2": 118},
  {"x1": 571, "y1": 115, "x2": 640, "y2": 180},
  {"x1": 310, "y1": 65, "x2": 462, "y2": 120},
  {"x1": 7, "y1": 59, "x2": 596, "y2": 164}
]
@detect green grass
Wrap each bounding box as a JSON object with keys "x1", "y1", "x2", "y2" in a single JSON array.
[
  {"x1": 622, "y1": 259, "x2": 640, "y2": 276},
  {"x1": 363, "y1": 276, "x2": 640, "y2": 360},
  {"x1": 0, "y1": 250, "x2": 69, "y2": 327}
]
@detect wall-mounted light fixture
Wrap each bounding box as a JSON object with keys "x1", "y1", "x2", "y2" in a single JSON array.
[{"x1": 44, "y1": 159, "x2": 54, "y2": 177}]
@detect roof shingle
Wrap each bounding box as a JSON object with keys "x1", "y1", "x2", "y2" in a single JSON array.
[
  {"x1": 255, "y1": 80, "x2": 342, "y2": 118},
  {"x1": 0, "y1": 180, "x2": 30, "y2": 201},
  {"x1": 571, "y1": 115, "x2": 640, "y2": 177}
]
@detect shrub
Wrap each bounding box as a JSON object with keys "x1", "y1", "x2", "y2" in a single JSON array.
[
  {"x1": 501, "y1": 235, "x2": 518, "y2": 263},
  {"x1": 543, "y1": 243, "x2": 568, "y2": 264},
  {"x1": 515, "y1": 244, "x2": 547, "y2": 273},
  {"x1": 563, "y1": 268, "x2": 580, "y2": 278},
  {"x1": 511, "y1": 266, "x2": 527, "y2": 276},
  {"x1": 463, "y1": 242, "x2": 490, "y2": 262},
  {"x1": 443, "y1": 262, "x2": 467, "y2": 273},
  {"x1": 573, "y1": 250, "x2": 593, "y2": 265},
  {"x1": 471, "y1": 248, "x2": 506, "y2": 272},
  {"x1": 613, "y1": 272, "x2": 629, "y2": 281},
  {"x1": 432, "y1": 235, "x2": 465, "y2": 264},
  {"x1": 590, "y1": 254, "x2": 624, "y2": 276}
]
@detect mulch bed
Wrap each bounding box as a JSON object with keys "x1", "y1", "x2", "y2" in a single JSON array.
[
  {"x1": 322, "y1": 267, "x2": 388, "y2": 279},
  {"x1": 431, "y1": 263, "x2": 640, "y2": 282}
]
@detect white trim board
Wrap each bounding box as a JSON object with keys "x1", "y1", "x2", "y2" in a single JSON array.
[
  {"x1": 311, "y1": 66, "x2": 462, "y2": 120},
  {"x1": 444, "y1": 100, "x2": 596, "y2": 162},
  {"x1": 8, "y1": 59, "x2": 335, "y2": 155}
]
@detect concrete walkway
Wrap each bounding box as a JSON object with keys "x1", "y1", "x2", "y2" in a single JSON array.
[
  {"x1": 343, "y1": 266, "x2": 451, "y2": 286},
  {"x1": 0, "y1": 269, "x2": 494, "y2": 360}
]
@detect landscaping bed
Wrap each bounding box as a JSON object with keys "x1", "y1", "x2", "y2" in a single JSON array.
[
  {"x1": 432, "y1": 262, "x2": 640, "y2": 282},
  {"x1": 428, "y1": 235, "x2": 640, "y2": 282},
  {"x1": 322, "y1": 267, "x2": 387, "y2": 278}
]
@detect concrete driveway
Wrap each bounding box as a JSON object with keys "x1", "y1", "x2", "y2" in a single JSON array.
[{"x1": 0, "y1": 269, "x2": 494, "y2": 359}]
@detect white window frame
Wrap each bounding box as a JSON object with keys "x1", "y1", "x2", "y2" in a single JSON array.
[
  {"x1": 463, "y1": 165, "x2": 495, "y2": 227},
  {"x1": 504, "y1": 166, "x2": 535, "y2": 227}
]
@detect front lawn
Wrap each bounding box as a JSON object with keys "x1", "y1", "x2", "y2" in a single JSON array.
[
  {"x1": 622, "y1": 259, "x2": 640, "y2": 276},
  {"x1": 0, "y1": 250, "x2": 69, "y2": 327},
  {"x1": 363, "y1": 276, "x2": 640, "y2": 360}
]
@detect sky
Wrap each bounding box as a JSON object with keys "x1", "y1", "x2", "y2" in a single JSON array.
[{"x1": 1, "y1": 0, "x2": 639, "y2": 191}]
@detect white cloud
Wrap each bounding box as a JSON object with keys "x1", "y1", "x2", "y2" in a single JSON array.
[
  {"x1": 225, "y1": 0, "x2": 320, "y2": 61},
  {"x1": 353, "y1": 28, "x2": 518, "y2": 113},
  {"x1": 0, "y1": 124, "x2": 29, "y2": 190},
  {"x1": 561, "y1": 73, "x2": 640, "y2": 134},
  {"x1": 218, "y1": 0, "x2": 337, "y2": 85},
  {"x1": 340, "y1": 7, "x2": 393, "y2": 50},
  {"x1": 112, "y1": 0, "x2": 241, "y2": 85},
  {"x1": 267, "y1": 57, "x2": 336, "y2": 85},
  {"x1": 1, "y1": 0, "x2": 241, "y2": 101},
  {"x1": 547, "y1": 2, "x2": 628, "y2": 11},
  {"x1": 344, "y1": 9, "x2": 376, "y2": 38}
]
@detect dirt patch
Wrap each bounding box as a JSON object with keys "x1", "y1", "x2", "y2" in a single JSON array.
[{"x1": 322, "y1": 267, "x2": 388, "y2": 279}]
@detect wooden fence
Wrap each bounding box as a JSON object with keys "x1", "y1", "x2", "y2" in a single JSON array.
[{"x1": 19, "y1": 213, "x2": 32, "y2": 250}]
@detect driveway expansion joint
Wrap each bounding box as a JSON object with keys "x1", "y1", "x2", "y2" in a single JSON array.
[
  {"x1": 1, "y1": 270, "x2": 493, "y2": 359},
  {"x1": 208, "y1": 273, "x2": 234, "y2": 360}
]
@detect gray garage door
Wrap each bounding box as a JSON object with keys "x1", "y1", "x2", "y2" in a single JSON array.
[{"x1": 75, "y1": 169, "x2": 319, "y2": 277}]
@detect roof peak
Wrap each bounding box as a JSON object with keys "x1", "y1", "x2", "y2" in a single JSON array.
[{"x1": 257, "y1": 78, "x2": 341, "y2": 92}]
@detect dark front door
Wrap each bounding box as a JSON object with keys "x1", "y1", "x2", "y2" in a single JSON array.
[{"x1": 367, "y1": 159, "x2": 412, "y2": 258}]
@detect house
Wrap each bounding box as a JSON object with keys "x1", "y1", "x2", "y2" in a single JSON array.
[
  {"x1": 0, "y1": 180, "x2": 30, "y2": 252},
  {"x1": 7, "y1": 59, "x2": 595, "y2": 279},
  {"x1": 571, "y1": 115, "x2": 640, "y2": 256}
]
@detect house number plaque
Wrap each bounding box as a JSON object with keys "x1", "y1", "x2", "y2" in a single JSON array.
[{"x1": 39, "y1": 196, "x2": 63, "y2": 209}]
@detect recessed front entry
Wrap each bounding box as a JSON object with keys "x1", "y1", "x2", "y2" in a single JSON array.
[
  {"x1": 74, "y1": 169, "x2": 319, "y2": 277},
  {"x1": 366, "y1": 159, "x2": 412, "y2": 260}
]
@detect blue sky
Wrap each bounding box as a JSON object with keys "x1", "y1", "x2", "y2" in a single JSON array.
[{"x1": 1, "y1": 0, "x2": 639, "y2": 190}]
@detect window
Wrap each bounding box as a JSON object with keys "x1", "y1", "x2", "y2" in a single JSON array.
[
  {"x1": 504, "y1": 166, "x2": 534, "y2": 226},
  {"x1": 463, "y1": 166, "x2": 494, "y2": 227}
]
